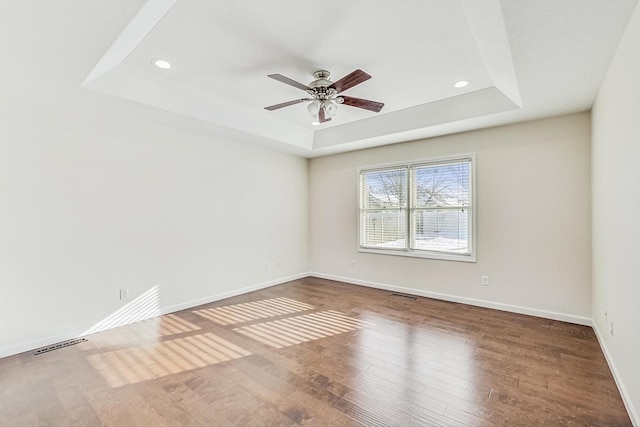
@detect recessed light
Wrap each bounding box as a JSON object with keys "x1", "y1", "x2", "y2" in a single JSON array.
[
  {"x1": 311, "y1": 121, "x2": 320, "y2": 126},
  {"x1": 152, "y1": 58, "x2": 172, "y2": 70},
  {"x1": 454, "y1": 80, "x2": 470, "y2": 88}
]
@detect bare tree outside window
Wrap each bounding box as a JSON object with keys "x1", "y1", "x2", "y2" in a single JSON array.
[
  {"x1": 411, "y1": 162, "x2": 470, "y2": 253},
  {"x1": 360, "y1": 157, "x2": 473, "y2": 261},
  {"x1": 360, "y1": 168, "x2": 407, "y2": 249}
]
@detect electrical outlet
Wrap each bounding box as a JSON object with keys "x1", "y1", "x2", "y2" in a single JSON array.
[
  {"x1": 351, "y1": 260, "x2": 356, "y2": 268},
  {"x1": 119, "y1": 288, "x2": 129, "y2": 300},
  {"x1": 482, "y1": 275, "x2": 489, "y2": 286}
]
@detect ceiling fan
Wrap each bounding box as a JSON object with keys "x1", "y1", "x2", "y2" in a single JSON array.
[{"x1": 264, "y1": 69, "x2": 384, "y2": 124}]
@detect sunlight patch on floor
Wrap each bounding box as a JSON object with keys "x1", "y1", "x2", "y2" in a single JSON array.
[
  {"x1": 88, "y1": 332, "x2": 251, "y2": 388},
  {"x1": 151, "y1": 314, "x2": 201, "y2": 336},
  {"x1": 233, "y1": 310, "x2": 372, "y2": 349},
  {"x1": 193, "y1": 297, "x2": 314, "y2": 325}
]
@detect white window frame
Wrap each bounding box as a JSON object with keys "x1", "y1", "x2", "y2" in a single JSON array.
[{"x1": 358, "y1": 154, "x2": 476, "y2": 263}]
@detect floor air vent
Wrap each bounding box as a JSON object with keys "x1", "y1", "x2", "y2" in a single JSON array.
[
  {"x1": 390, "y1": 293, "x2": 417, "y2": 301},
  {"x1": 33, "y1": 338, "x2": 87, "y2": 355}
]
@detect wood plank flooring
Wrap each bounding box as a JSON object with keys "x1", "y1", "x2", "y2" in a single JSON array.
[{"x1": 0, "y1": 277, "x2": 631, "y2": 426}]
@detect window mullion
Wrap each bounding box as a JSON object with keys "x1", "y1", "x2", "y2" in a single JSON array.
[
  {"x1": 408, "y1": 167, "x2": 413, "y2": 251},
  {"x1": 359, "y1": 156, "x2": 474, "y2": 261}
]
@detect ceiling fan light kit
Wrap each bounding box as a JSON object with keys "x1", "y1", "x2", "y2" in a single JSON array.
[{"x1": 265, "y1": 69, "x2": 384, "y2": 124}]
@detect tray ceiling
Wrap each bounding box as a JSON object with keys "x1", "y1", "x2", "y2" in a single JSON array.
[{"x1": 82, "y1": 0, "x2": 638, "y2": 157}]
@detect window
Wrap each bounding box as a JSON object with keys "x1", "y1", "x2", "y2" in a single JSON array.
[{"x1": 359, "y1": 155, "x2": 475, "y2": 262}]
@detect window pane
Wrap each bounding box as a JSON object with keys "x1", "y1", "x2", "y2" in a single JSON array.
[
  {"x1": 361, "y1": 210, "x2": 407, "y2": 249},
  {"x1": 411, "y1": 162, "x2": 469, "y2": 208},
  {"x1": 410, "y1": 208, "x2": 469, "y2": 253},
  {"x1": 361, "y1": 168, "x2": 407, "y2": 209},
  {"x1": 359, "y1": 157, "x2": 473, "y2": 260}
]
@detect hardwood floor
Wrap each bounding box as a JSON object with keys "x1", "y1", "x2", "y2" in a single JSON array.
[{"x1": 0, "y1": 277, "x2": 631, "y2": 426}]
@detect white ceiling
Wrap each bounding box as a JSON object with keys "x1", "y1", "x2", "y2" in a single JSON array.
[{"x1": 2, "y1": 1, "x2": 638, "y2": 158}]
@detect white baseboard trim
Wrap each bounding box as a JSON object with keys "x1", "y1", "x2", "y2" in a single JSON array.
[
  {"x1": 0, "y1": 272, "x2": 309, "y2": 360},
  {"x1": 159, "y1": 272, "x2": 310, "y2": 316},
  {"x1": 592, "y1": 323, "x2": 639, "y2": 427},
  {"x1": 308, "y1": 272, "x2": 592, "y2": 326}
]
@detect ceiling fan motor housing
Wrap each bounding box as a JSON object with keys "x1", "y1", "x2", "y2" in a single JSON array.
[{"x1": 308, "y1": 70, "x2": 339, "y2": 101}]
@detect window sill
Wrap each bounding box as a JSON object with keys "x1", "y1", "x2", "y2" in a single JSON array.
[{"x1": 358, "y1": 247, "x2": 476, "y2": 263}]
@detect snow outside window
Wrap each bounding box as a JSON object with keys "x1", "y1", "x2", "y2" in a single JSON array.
[{"x1": 359, "y1": 156, "x2": 475, "y2": 262}]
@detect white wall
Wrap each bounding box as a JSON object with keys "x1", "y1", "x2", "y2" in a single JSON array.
[
  {"x1": 592, "y1": 3, "x2": 640, "y2": 424},
  {"x1": 0, "y1": 98, "x2": 309, "y2": 357},
  {"x1": 310, "y1": 113, "x2": 592, "y2": 322}
]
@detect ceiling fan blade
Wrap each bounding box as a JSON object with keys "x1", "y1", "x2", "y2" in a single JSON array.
[
  {"x1": 329, "y1": 69, "x2": 371, "y2": 93},
  {"x1": 264, "y1": 98, "x2": 311, "y2": 111},
  {"x1": 268, "y1": 74, "x2": 311, "y2": 91},
  {"x1": 318, "y1": 108, "x2": 331, "y2": 123},
  {"x1": 340, "y1": 96, "x2": 384, "y2": 113}
]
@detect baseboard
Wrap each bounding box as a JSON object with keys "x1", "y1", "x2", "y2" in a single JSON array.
[
  {"x1": 159, "y1": 272, "x2": 310, "y2": 316},
  {"x1": 0, "y1": 272, "x2": 309, "y2": 360},
  {"x1": 592, "y1": 323, "x2": 639, "y2": 427},
  {"x1": 308, "y1": 272, "x2": 592, "y2": 326}
]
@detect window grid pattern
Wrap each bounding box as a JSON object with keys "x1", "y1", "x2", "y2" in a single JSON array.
[
  {"x1": 359, "y1": 157, "x2": 473, "y2": 260},
  {"x1": 359, "y1": 167, "x2": 407, "y2": 250}
]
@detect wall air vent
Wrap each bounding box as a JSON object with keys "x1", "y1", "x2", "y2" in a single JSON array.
[{"x1": 33, "y1": 338, "x2": 87, "y2": 355}]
